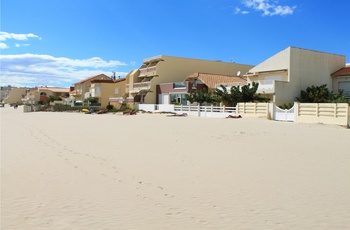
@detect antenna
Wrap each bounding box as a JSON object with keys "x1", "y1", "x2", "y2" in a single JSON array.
[{"x1": 237, "y1": 71, "x2": 241, "y2": 76}]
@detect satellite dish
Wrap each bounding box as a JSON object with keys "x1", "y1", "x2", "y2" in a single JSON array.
[{"x1": 237, "y1": 71, "x2": 241, "y2": 76}]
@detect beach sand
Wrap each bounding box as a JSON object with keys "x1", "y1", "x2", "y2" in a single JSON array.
[{"x1": 1, "y1": 105, "x2": 350, "y2": 229}]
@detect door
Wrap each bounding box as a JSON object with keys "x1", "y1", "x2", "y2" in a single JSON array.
[{"x1": 162, "y1": 94, "x2": 169, "y2": 105}]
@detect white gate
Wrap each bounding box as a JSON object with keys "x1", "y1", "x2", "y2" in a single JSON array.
[{"x1": 274, "y1": 105, "x2": 295, "y2": 122}]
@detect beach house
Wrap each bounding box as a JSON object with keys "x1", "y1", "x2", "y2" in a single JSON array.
[
  {"x1": 124, "y1": 55, "x2": 253, "y2": 108},
  {"x1": 156, "y1": 72, "x2": 246, "y2": 105},
  {"x1": 22, "y1": 87, "x2": 70, "y2": 105},
  {"x1": 331, "y1": 66, "x2": 350, "y2": 100},
  {"x1": 91, "y1": 76, "x2": 126, "y2": 109},
  {"x1": 245, "y1": 46, "x2": 346, "y2": 105},
  {"x1": 70, "y1": 74, "x2": 110, "y2": 105}
]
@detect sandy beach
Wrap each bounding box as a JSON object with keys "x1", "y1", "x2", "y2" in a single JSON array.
[{"x1": 1, "y1": 105, "x2": 350, "y2": 230}]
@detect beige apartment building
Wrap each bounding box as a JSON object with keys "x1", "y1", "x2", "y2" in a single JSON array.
[
  {"x1": 2, "y1": 87, "x2": 29, "y2": 104},
  {"x1": 70, "y1": 74, "x2": 126, "y2": 108},
  {"x1": 70, "y1": 74, "x2": 110, "y2": 104},
  {"x1": 125, "y1": 55, "x2": 253, "y2": 108},
  {"x1": 245, "y1": 47, "x2": 346, "y2": 105},
  {"x1": 90, "y1": 77, "x2": 126, "y2": 108}
]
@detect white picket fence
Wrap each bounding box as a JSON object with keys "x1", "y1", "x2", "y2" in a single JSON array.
[{"x1": 137, "y1": 104, "x2": 236, "y2": 118}]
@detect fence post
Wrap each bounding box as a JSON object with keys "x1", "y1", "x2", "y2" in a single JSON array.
[
  {"x1": 198, "y1": 104, "x2": 200, "y2": 117},
  {"x1": 293, "y1": 102, "x2": 298, "y2": 122},
  {"x1": 316, "y1": 103, "x2": 319, "y2": 117},
  {"x1": 334, "y1": 104, "x2": 337, "y2": 118}
]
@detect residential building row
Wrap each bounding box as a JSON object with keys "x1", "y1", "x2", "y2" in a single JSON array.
[{"x1": 2, "y1": 46, "x2": 350, "y2": 107}]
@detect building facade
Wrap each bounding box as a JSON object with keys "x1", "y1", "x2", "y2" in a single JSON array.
[
  {"x1": 245, "y1": 47, "x2": 346, "y2": 105},
  {"x1": 125, "y1": 55, "x2": 253, "y2": 108},
  {"x1": 70, "y1": 74, "x2": 110, "y2": 105}
]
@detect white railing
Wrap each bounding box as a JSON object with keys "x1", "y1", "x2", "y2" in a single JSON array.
[
  {"x1": 137, "y1": 104, "x2": 237, "y2": 117},
  {"x1": 109, "y1": 97, "x2": 125, "y2": 103},
  {"x1": 252, "y1": 80, "x2": 275, "y2": 94},
  {"x1": 139, "y1": 67, "x2": 157, "y2": 76},
  {"x1": 215, "y1": 82, "x2": 245, "y2": 90}
]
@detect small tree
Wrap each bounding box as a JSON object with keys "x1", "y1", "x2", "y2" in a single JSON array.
[
  {"x1": 186, "y1": 89, "x2": 216, "y2": 105},
  {"x1": 45, "y1": 95, "x2": 62, "y2": 104},
  {"x1": 296, "y1": 84, "x2": 346, "y2": 103},
  {"x1": 84, "y1": 97, "x2": 98, "y2": 105},
  {"x1": 215, "y1": 82, "x2": 269, "y2": 106},
  {"x1": 106, "y1": 102, "x2": 114, "y2": 110}
]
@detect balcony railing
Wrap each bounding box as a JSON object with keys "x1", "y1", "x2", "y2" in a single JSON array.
[
  {"x1": 139, "y1": 66, "x2": 157, "y2": 77},
  {"x1": 70, "y1": 90, "x2": 82, "y2": 96},
  {"x1": 91, "y1": 92, "x2": 101, "y2": 97},
  {"x1": 215, "y1": 80, "x2": 275, "y2": 94},
  {"x1": 252, "y1": 80, "x2": 275, "y2": 94},
  {"x1": 126, "y1": 81, "x2": 151, "y2": 93},
  {"x1": 109, "y1": 97, "x2": 125, "y2": 103},
  {"x1": 215, "y1": 82, "x2": 245, "y2": 89}
]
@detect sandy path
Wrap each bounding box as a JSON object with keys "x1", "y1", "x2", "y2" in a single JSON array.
[{"x1": 1, "y1": 106, "x2": 350, "y2": 229}]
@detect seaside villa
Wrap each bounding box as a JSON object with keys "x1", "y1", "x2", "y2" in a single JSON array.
[{"x1": 244, "y1": 46, "x2": 346, "y2": 106}]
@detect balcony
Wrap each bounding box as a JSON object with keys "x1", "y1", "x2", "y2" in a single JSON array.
[
  {"x1": 91, "y1": 92, "x2": 101, "y2": 97},
  {"x1": 253, "y1": 80, "x2": 275, "y2": 94},
  {"x1": 70, "y1": 90, "x2": 82, "y2": 96},
  {"x1": 215, "y1": 80, "x2": 275, "y2": 94},
  {"x1": 139, "y1": 66, "x2": 157, "y2": 77},
  {"x1": 215, "y1": 82, "x2": 246, "y2": 91},
  {"x1": 126, "y1": 81, "x2": 151, "y2": 94},
  {"x1": 109, "y1": 97, "x2": 125, "y2": 103}
]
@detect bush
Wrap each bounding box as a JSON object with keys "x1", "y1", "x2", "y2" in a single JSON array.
[
  {"x1": 106, "y1": 103, "x2": 114, "y2": 110},
  {"x1": 296, "y1": 84, "x2": 346, "y2": 103}
]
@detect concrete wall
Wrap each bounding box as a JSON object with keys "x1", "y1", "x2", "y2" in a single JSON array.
[
  {"x1": 295, "y1": 103, "x2": 349, "y2": 127},
  {"x1": 236, "y1": 103, "x2": 271, "y2": 119}
]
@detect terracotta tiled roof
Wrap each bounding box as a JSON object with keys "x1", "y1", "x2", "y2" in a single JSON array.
[
  {"x1": 331, "y1": 67, "x2": 350, "y2": 77},
  {"x1": 91, "y1": 78, "x2": 126, "y2": 83},
  {"x1": 75, "y1": 74, "x2": 110, "y2": 84},
  {"x1": 185, "y1": 72, "x2": 246, "y2": 89}
]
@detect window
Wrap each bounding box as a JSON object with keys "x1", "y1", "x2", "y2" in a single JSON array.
[
  {"x1": 170, "y1": 94, "x2": 187, "y2": 105},
  {"x1": 115, "y1": 87, "x2": 119, "y2": 94}
]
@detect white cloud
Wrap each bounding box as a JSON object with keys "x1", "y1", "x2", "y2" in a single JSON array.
[
  {"x1": 0, "y1": 32, "x2": 42, "y2": 49},
  {"x1": 0, "y1": 54, "x2": 128, "y2": 87},
  {"x1": 0, "y1": 32, "x2": 42, "y2": 41},
  {"x1": 15, "y1": 44, "x2": 30, "y2": 48},
  {"x1": 241, "y1": 0, "x2": 296, "y2": 16},
  {"x1": 0, "y1": 42, "x2": 9, "y2": 49},
  {"x1": 234, "y1": 7, "x2": 249, "y2": 14}
]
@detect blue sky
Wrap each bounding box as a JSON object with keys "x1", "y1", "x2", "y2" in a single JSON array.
[{"x1": 1, "y1": 0, "x2": 349, "y2": 88}]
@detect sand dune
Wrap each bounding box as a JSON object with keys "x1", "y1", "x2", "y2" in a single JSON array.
[{"x1": 1, "y1": 106, "x2": 350, "y2": 229}]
